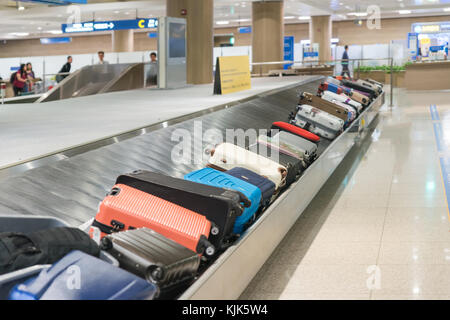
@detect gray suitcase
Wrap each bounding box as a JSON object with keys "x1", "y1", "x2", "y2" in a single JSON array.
[
  {"x1": 290, "y1": 104, "x2": 344, "y2": 140},
  {"x1": 262, "y1": 131, "x2": 318, "y2": 164},
  {"x1": 100, "y1": 227, "x2": 200, "y2": 299}
]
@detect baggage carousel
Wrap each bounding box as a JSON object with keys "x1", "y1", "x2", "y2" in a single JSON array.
[{"x1": 0, "y1": 76, "x2": 385, "y2": 299}]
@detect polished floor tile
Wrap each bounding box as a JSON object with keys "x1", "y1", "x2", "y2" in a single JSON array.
[
  {"x1": 241, "y1": 89, "x2": 450, "y2": 300},
  {"x1": 378, "y1": 241, "x2": 450, "y2": 265}
]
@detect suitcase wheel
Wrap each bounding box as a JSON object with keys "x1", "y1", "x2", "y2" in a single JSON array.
[
  {"x1": 148, "y1": 266, "x2": 165, "y2": 283},
  {"x1": 100, "y1": 236, "x2": 113, "y2": 250},
  {"x1": 211, "y1": 224, "x2": 219, "y2": 236},
  {"x1": 205, "y1": 246, "x2": 215, "y2": 256}
]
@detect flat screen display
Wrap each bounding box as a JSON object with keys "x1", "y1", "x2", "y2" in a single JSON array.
[{"x1": 169, "y1": 22, "x2": 186, "y2": 58}]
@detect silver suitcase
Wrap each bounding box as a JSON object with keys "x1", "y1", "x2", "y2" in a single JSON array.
[
  {"x1": 291, "y1": 104, "x2": 344, "y2": 140},
  {"x1": 321, "y1": 90, "x2": 362, "y2": 113},
  {"x1": 260, "y1": 131, "x2": 318, "y2": 164}
]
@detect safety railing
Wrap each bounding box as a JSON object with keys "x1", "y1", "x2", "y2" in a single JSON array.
[{"x1": 251, "y1": 58, "x2": 395, "y2": 107}]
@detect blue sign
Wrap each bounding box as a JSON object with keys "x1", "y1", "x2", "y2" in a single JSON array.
[
  {"x1": 284, "y1": 36, "x2": 294, "y2": 70},
  {"x1": 62, "y1": 19, "x2": 158, "y2": 33},
  {"x1": 238, "y1": 26, "x2": 252, "y2": 34},
  {"x1": 40, "y1": 37, "x2": 72, "y2": 44},
  {"x1": 430, "y1": 45, "x2": 445, "y2": 52},
  {"x1": 407, "y1": 32, "x2": 418, "y2": 60},
  {"x1": 303, "y1": 52, "x2": 319, "y2": 58},
  {"x1": 148, "y1": 32, "x2": 158, "y2": 38}
]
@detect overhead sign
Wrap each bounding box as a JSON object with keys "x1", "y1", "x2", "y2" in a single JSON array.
[
  {"x1": 40, "y1": 37, "x2": 72, "y2": 44},
  {"x1": 62, "y1": 18, "x2": 158, "y2": 33},
  {"x1": 238, "y1": 26, "x2": 252, "y2": 34},
  {"x1": 412, "y1": 22, "x2": 450, "y2": 34},
  {"x1": 214, "y1": 55, "x2": 251, "y2": 95}
]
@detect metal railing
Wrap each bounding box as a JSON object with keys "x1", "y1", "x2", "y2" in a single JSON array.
[{"x1": 251, "y1": 58, "x2": 395, "y2": 107}]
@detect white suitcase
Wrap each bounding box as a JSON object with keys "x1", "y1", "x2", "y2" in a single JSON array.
[
  {"x1": 322, "y1": 90, "x2": 362, "y2": 113},
  {"x1": 320, "y1": 94, "x2": 357, "y2": 122},
  {"x1": 208, "y1": 142, "x2": 287, "y2": 189},
  {"x1": 291, "y1": 104, "x2": 344, "y2": 140}
]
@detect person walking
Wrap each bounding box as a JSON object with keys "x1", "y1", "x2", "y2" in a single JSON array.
[
  {"x1": 12, "y1": 64, "x2": 28, "y2": 96},
  {"x1": 56, "y1": 56, "x2": 72, "y2": 83},
  {"x1": 341, "y1": 45, "x2": 351, "y2": 78}
]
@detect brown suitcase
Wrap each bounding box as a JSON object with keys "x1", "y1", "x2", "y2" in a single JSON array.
[
  {"x1": 349, "y1": 90, "x2": 370, "y2": 107},
  {"x1": 298, "y1": 92, "x2": 349, "y2": 122}
]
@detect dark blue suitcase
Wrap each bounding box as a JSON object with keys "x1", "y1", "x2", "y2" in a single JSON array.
[
  {"x1": 184, "y1": 168, "x2": 261, "y2": 234},
  {"x1": 9, "y1": 250, "x2": 158, "y2": 300},
  {"x1": 226, "y1": 167, "x2": 276, "y2": 209}
]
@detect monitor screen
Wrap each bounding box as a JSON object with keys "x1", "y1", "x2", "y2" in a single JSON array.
[{"x1": 169, "y1": 22, "x2": 186, "y2": 58}]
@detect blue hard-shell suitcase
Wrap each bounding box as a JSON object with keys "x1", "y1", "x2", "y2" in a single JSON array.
[
  {"x1": 226, "y1": 167, "x2": 276, "y2": 209},
  {"x1": 9, "y1": 250, "x2": 158, "y2": 300},
  {"x1": 184, "y1": 168, "x2": 261, "y2": 234}
]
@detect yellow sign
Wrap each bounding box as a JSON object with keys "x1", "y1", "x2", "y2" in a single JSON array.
[
  {"x1": 215, "y1": 55, "x2": 251, "y2": 95},
  {"x1": 138, "y1": 19, "x2": 145, "y2": 28},
  {"x1": 422, "y1": 25, "x2": 440, "y2": 33}
]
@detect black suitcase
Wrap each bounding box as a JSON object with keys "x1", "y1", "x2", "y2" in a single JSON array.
[
  {"x1": 115, "y1": 170, "x2": 251, "y2": 251},
  {"x1": 100, "y1": 228, "x2": 200, "y2": 299},
  {"x1": 341, "y1": 79, "x2": 378, "y2": 99},
  {"x1": 249, "y1": 143, "x2": 304, "y2": 188}
]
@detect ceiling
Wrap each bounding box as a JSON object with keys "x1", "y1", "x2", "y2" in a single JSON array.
[{"x1": 1, "y1": 0, "x2": 450, "y2": 40}]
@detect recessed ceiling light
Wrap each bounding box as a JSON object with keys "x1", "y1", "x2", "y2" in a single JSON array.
[
  {"x1": 444, "y1": 7, "x2": 450, "y2": 12},
  {"x1": 216, "y1": 21, "x2": 229, "y2": 25},
  {"x1": 399, "y1": 10, "x2": 411, "y2": 14},
  {"x1": 114, "y1": 10, "x2": 120, "y2": 14},
  {"x1": 18, "y1": 6, "x2": 25, "y2": 11},
  {"x1": 10, "y1": 32, "x2": 29, "y2": 36},
  {"x1": 49, "y1": 30, "x2": 63, "y2": 35},
  {"x1": 284, "y1": 16, "x2": 295, "y2": 19},
  {"x1": 347, "y1": 12, "x2": 368, "y2": 17},
  {"x1": 298, "y1": 16, "x2": 310, "y2": 20}
]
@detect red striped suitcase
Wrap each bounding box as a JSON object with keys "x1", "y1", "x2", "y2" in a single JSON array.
[
  {"x1": 271, "y1": 121, "x2": 320, "y2": 143},
  {"x1": 90, "y1": 184, "x2": 215, "y2": 256}
]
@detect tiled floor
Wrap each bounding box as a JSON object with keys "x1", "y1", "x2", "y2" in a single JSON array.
[{"x1": 240, "y1": 88, "x2": 450, "y2": 300}]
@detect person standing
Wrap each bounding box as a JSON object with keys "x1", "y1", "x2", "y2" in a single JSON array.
[
  {"x1": 97, "y1": 51, "x2": 109, "y2": 64},
  {"x1": 341, "y1": 45, "x2": 351, "y2": 78},
  {"x1": 12, "y1": 64, "x2": 28, "y2": 96},
  {"x1": 56, "y1": 56, "x2": 72, "y2": 83},
  {"x1": 24, "y1": 62, "x2": 35, "y2": 93}
]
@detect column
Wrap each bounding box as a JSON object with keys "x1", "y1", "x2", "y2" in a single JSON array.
[
  {"x1": 309, "y1": 15, "x2": 332, "y2": 63},
  {"x1": 252, "y1": 0, "x2": 284, "y2": 75},
  {"x1": 112, "y1": 29, "x2": 134, "y2": 52},
  {"x1": 167, "y1": 0, "x2": 213, "y2": 84}
]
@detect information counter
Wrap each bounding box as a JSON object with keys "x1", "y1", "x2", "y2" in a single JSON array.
[{"x1": 405, "y1": 60, "x2": 450, "y2": 90}]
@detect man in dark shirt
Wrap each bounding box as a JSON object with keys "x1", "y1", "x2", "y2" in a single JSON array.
[
  {"x1": 56, "y1": 56, "x2": 72, "y2": 83},
  {"x1": 341, "y1": 45, "x2": 351, "y2": 78}
]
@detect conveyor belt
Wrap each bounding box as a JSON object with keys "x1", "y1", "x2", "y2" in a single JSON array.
[{"x1": 0, "y1": 77, "x2": 324, "y2": 225}]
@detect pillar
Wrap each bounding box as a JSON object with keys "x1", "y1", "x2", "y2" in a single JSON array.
[
  {"x1": 309, "y1": 15, "x2": 332, "y2": 63},
  {"x1": 112, "y1": 29, "x2": 134, "y2": 52},
  {"x1": 252, "y1": 0, "x2": 284, "y2": 74},
  {"x1": 167, "y1": 0, "x2": 213, "y2": 84}
]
